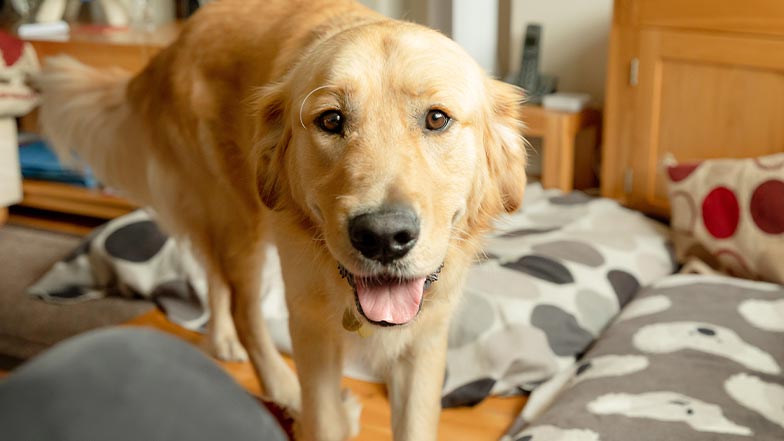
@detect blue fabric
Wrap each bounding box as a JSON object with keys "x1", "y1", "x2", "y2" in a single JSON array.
[{"x1": 18, "y1": 137, "x2": 96, "y2": 187}]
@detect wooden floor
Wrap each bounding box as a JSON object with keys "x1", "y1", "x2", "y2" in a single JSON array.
[{"x1": 124, "y1": 310, "x2": 526, "y2": 440}]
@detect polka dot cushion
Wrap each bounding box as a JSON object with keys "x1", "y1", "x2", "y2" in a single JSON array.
[
  {"x1": 441, "y1": 184, "x2": 675, "y2": 406},
  {"x1": 665, "y1": 153, "x2": 784, "y2": 284}
]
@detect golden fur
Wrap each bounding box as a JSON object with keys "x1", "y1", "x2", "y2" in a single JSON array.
[{"x1": 37, "y1": 0, "x2": 527, "y2": 439}]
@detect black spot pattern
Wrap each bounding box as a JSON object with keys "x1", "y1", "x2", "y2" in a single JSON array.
[
  {"x1": 49, "y1": 285, "x2": 85, "y2": 299},
  {"x1": 516, "y1": 436, "x2": 533, "y2": 441},
  {"x1": 532, "y1": 240, "x2": 605, "y2": 267},
  {"x1": 104, "y1": 221, "x2": 168, "y2": 263},
  {"x1": 697, "y1": 327, "x2": 716, "y2": 336},
  {"x1": 530, "y1": 305, "x2": 594, "y2": 356},
  {"x1": 502, "y1": 255, "x2": 574, "y2": 285},
  {"x1": 607, "y1": 269, "x2": 640, "y2": 307},
  {"x1": 549, "y1": 192, "x2": 592, "y2": 205},
  {"x1": 500, "y1": 227, "x2": 560, "y2": 238},
  {"x1": 576, "y1": 361, "x2": 592, "y2": 376},
  {"x1": 151, "y1": 280, "x2": 203, "y2": 322},
  {"x1": 441, "y1": 378, "x2": 496, "y2": 408}
]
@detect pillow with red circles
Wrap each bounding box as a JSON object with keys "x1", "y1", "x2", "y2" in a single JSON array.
[{"x1": 665, "y1": 153, "x2": 784, "y2": 284}]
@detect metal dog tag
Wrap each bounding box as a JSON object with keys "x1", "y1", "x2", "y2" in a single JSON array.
[{"x1": 342, "y1": 307, "x2": 362, "y2": 332}]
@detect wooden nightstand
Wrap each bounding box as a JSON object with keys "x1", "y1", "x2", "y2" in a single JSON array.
[{"x1": 521, "y1": 105, "x2": 602, "y2": 192}]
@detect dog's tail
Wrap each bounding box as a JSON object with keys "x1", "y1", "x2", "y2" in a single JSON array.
[{"x1": 36, "y1": 56, "x2": 150, "y2": 201}]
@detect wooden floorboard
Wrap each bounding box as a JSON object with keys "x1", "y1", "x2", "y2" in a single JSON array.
[{"x1": 124, "y1": 310, "x2": 526, "y2": 440}]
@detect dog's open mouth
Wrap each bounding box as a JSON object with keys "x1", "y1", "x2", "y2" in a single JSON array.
[{"x1": 339, "y1": 264, "x2": 443, "y2": 327}]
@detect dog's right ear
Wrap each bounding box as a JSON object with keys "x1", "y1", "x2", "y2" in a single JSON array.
[{"x1": 251, "y1": 81, "x2": 292, "y2": 210}]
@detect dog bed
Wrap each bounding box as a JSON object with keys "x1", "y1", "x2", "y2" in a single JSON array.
[{"x1": 27, "y1": 184, "x2": 675, "y2": 406}]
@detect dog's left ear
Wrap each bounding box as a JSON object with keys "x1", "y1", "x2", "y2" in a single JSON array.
[
  {"x1": 250, "y1": 81, "x2": 292, "y2": 211},
  {"x1": 484, "y1": 79, "x2": 528, "y2": 213}
]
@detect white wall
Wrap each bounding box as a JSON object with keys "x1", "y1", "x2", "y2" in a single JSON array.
[
  {"x1": 360, "y1": 0, "x2": 499, "y2": 75},
  {"x1": 358, "y1": 0, "x2": 613, "y2": 104},
  {"x1": 357, "y1": 0, "x2": 407, "y2": 20},
  {"x1": 506, "y1": 0, "x2": 613, "y2": 105},
  {"x1": 452, "y1": 0, "x2": 498, "y2": 74}
]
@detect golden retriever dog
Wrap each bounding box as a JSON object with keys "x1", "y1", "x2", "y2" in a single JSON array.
[{"x1": 38, "y1": 0, "x2": 526, "y2": 439}]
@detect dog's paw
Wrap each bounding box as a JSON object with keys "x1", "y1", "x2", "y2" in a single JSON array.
[
  {"x1": 204, "y1": 333, "x2": 248, "y2": 362},
  {"x1": 341, "y1": 388, "x2": 363, "y2": 438}
]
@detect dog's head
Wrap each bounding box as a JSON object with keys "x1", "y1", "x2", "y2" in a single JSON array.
[{"x1": 253, "y1": 21, "x2": 526, "y2": 326}]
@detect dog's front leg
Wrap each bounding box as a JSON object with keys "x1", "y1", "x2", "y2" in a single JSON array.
[
  {"x1": 204, "y1": 270, "x2": 248, "y2": 361},
  {"x1": 224, "y1": 243, "x2": 301, "y2": 413},
  {"x1": 289, "y1": 310, "x2": 358, "y2": 441},
  {"x1": 388, "y1": 328, "x2": 448, "y2": 441}
]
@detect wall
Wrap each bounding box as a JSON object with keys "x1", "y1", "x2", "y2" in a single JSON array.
[
  {"x1": 358, "y1": 0, "x2": 498, "y2": 74},
  {"x1": 452, "y1": 0, "x2": 498, "y2": 75},
  {"x1": 505, "y1": 0, "x2": 613, "y2": 105},
  {"x1": 358, "y1": 0, "x2": 613, "y2": 104}
]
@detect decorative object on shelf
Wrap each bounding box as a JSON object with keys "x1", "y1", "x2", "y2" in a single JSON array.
[
  {"x1": 10, "y1": 0, "x2": 42, "y2": 21},
  {"x1": 17, "y1": 20, "x2": 69, "y2": 38},
  {"x1": 0, "y1": 29, "x2": 39, "y2": 207},
  {"x1": 23, "y1": 0, "x2": 173, "y2": 28},
  {"x1": 30, "y1": 0, "x2": 129, "y2": 26}
]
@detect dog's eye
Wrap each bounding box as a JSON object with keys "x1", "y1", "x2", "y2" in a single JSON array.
[
  {"x1": 425, "y1": 109, "x2": 450, "y2": 131},
  {"x1": 316, "y1": 110, "x2": 344, "y2": 135}
]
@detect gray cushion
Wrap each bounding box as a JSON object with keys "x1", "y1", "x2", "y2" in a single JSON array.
[{"x1": 506, "y1": 274, "x2": 784, "y2": 441}]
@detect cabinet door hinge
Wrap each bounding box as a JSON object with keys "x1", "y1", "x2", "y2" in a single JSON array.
[
  {"x1": 624, "y1": 168, "x2": 634, "y2": 194},
  {"x1": 629, "y1": 57, "x2": 639, "y2": 86}
]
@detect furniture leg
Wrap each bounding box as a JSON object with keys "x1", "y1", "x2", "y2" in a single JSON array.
[{"x1": 541, "y1": 115, "x2": 577, "y2": 192}]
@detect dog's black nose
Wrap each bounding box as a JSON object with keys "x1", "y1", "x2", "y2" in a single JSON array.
[{"x1": 349, "y1": 207, "x2": 419, "y2": 264}]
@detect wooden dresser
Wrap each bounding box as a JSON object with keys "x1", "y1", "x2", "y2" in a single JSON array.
[{"x1": 601, "y1": 0, "x2": 784, "y2": 217}]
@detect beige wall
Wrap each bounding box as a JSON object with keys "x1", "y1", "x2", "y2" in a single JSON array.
[{"x1": 504, "y1": 0, "x2": 613, "y2": 105}]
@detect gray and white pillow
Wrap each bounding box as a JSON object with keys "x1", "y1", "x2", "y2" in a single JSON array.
[{"x1": 505, "y1": 274, "x2": 784, "y2": 441}]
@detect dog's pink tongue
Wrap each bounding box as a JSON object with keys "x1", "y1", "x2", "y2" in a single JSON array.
[{"x1": 356, "y1": 277, "x2": 426, "y2": 324}]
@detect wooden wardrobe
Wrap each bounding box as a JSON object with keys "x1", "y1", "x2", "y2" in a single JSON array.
[{"x1": 601, "y1": 0, "x2": 784, "y2": 217}]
